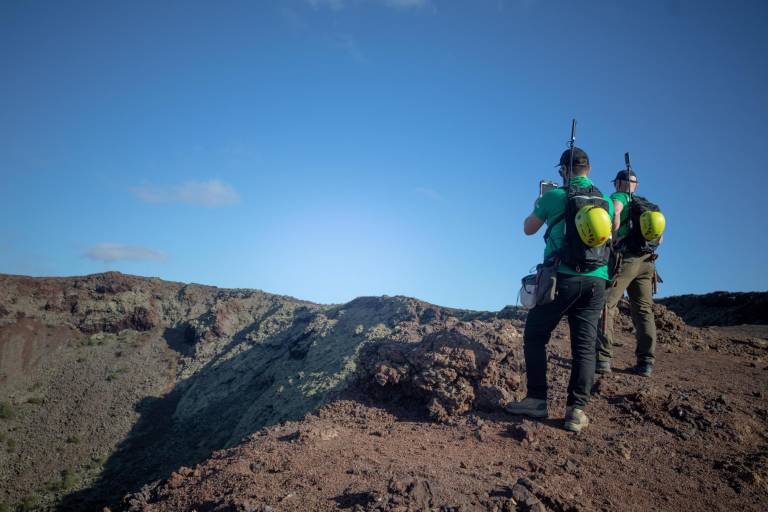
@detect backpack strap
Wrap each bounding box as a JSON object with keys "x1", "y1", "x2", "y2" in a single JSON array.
[
  {"x1": 542, "y1": 184, "x2": 599, "y2": 243},
  {"x1": 543, "y1": 213, "x2": 565, "y2": 242}
]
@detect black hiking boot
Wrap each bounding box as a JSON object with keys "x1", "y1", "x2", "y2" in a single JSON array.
[
  {"x1": 504, "y1": 397, "x2": 548, "y2": 419},
  {"x1": 595, "y1": 360, "x2": 612, "y2": 375},
  {"x1": 633, "y1": 362, "x2": 653, "y2": 377}
]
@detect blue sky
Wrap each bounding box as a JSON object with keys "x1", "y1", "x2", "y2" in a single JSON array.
[{"x1": 1, "y1": 0, "x2": 766, "y2": 311}]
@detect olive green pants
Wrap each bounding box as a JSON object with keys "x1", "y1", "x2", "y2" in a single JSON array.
[{"x1": 597, "y1": 253, "x2": 657, "y2": 364}]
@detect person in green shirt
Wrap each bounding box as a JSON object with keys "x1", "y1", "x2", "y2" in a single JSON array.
[
  {"x1": 505, "y1": 147, "x2": 613, "y2": 432},
  {"x1": 596, "y1": 170, "x2": 659, "y2": 377},
  {"x1": 532, "y1": 178, "x2": 614, "y2": 282}
]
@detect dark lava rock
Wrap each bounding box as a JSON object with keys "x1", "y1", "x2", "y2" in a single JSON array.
[
  {"x1": 358, "y1": 326, "x2": 523, "y2": 422},
  {"x1": 658, "y1": 291, "x2": 768, "y2": 327}
]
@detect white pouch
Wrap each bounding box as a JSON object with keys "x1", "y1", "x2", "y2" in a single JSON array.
[{"x1": 518, "y1": 273, "x2": 538, "y2": 309}]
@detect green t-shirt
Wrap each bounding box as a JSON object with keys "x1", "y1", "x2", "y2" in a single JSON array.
[
  {"x1": 611, "y1": 191, "x2": 630, "y2": 239},
  {"x1": 532, "y1": 175, "x2": 614, "y2": 281}
]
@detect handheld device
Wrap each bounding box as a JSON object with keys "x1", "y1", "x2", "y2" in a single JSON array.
[{"x1": 539, "y1": 180, "x2": 558, "y2": 197}]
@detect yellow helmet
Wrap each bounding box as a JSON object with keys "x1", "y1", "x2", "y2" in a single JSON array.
[
  {"x1": 575, "y1": 205, "x2": 612, "y2": 247},
  {"x1": 640, "y1": 210, "x2": 666, "y2": 240}
]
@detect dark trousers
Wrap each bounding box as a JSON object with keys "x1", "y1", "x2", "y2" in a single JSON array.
[
  {"x1": 597, "y1": 254, "x2": 657, "y2": 364},
  {"x1": 523, "y1": 273, "x2": 606, "y2": 408}
]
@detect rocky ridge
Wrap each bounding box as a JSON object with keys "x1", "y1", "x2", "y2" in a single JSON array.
[
  {"x1": 0, "y1": 273, "x2": 765, "y2": 511},
  {"x1": 0, "y1": 273, "x2": 520, "y2": 510}
]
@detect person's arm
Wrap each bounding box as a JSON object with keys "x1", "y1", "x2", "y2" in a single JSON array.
[
  {"x1": 612, "y1": 199, "x2": 624, "y2": 235},
  {"x1": 524, "y1": 213, "x2": 545, "y2": 235}
]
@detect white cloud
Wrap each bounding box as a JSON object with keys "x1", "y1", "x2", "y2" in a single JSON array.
[
  {"x1": 84, "y1": 244, "x2": 166, "y2": 263},
  {"x1": 131, "y1": 179, "x2": 241, "y2": 207},
  {"x1": 175, "y1": 180, "x2": 240, "y2": 207}
]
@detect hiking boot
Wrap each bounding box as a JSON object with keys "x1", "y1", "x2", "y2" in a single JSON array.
[
  {"x1": 504, "y1": 397, "x2": 548, "y2": 419},
  {"x1": 595, "y1": 360, "x2": 612, "y2": 375},
  {"x1": 633, "y1": 362, "x2": 653, "y2": 377},
  {"x1": 564, "y1": 406, "x2": 589, "y2": 432}
]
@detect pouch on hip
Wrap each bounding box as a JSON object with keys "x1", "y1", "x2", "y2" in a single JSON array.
[{"x1": 535, "y1": 260, "x2": 558, "y2": 306}]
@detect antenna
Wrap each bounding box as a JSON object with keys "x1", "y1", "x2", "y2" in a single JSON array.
[
  {"x1": 624, "y1": 152, "x2": 633, "y2": 203},
  {"x1": 623, "y1": 151, "x2": 635, "y2": 239},
  {"x1": 561, "y1": 119, "x2": 577, "y2": 244},
  {"x1": 566, "y1": 119, "x2": 576, "y2": 189}
]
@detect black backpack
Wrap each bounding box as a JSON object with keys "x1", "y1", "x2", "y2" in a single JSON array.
[
  {"x1": 544, "y1": 184, "x2": 612, "y2": 273},
  {"x1": 623, "y1": 195, "x2": 661, "y2": 255}
]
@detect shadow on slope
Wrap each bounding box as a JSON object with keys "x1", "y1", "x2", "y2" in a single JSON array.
[{"x1": 56, "y1": 305, "x2": 369, "y2": 511}]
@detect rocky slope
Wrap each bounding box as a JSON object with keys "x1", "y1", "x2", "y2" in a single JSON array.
[
  {"x1": 124, "y1": 310, "x2": 768, "y2": 512},
  {"x1": 0, "y1": 272, "x2": 765, "y2": 511},
  {"x1": 0, "y1": 272, "x2": 521, "y2": 510}
]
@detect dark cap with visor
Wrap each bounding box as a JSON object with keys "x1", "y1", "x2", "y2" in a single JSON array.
[
  {"x1": 556, "y1": 147, "x2": 589, "y2": 168},
  {"x1": 613, "y1": 170, "x2": 638, "y2": 182}
]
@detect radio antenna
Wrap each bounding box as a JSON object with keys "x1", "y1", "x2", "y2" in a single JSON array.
[
  {"x1": 566, "y1": 119, "x2": 576, "y2": 190},
  {"x1": 624, "y1": 152, "x2": 633, "y2": 204}
]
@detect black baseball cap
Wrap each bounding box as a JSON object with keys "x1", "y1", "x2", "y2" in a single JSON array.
[
  {"x1": 556, "y1": 147, "x2": 589, "y2": 167},
  {"x1": 613, "y1": 170, "x2": 638, "y2": 182}
]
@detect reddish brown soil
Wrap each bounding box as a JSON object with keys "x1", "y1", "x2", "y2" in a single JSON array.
[
  {"x1": 127, "y1": 323, "x2": 768, "y2": 512},
  {"x1": 1, "y1": 273, "x2": 766, "y2": 512}
]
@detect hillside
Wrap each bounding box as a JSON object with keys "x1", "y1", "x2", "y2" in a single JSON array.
[{"x1": 0, "y1": 273, "x2": 765, "y2": 511}]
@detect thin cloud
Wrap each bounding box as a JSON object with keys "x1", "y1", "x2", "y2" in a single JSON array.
[
  {"x1": 131, "y1": 179, "x2": 241, "y2": 207},
  {"x1": 337, "y1": 34, "x2": 366, "y2": 63},
  {"x1": 307, "y1": 0, "x2": 345, "y2": 9},
  {"x1": 131, "y1": 185, "x2": 167, "y2": 203},
  {"x1": 176, "y1": 180, "x2": 240, "y2": 207},
  {"x1": 383, "y1": 0, "x2": 428, "y2": 8},
  {"x1": 414, "y1": 187, "x2": 444, "y2": 201},
  {"x1": 83, "y1": 244, "x2": 166, "y2": 263},
  {"x1": 307, "y1": 0, "x2": 428, "y2": 10}
]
